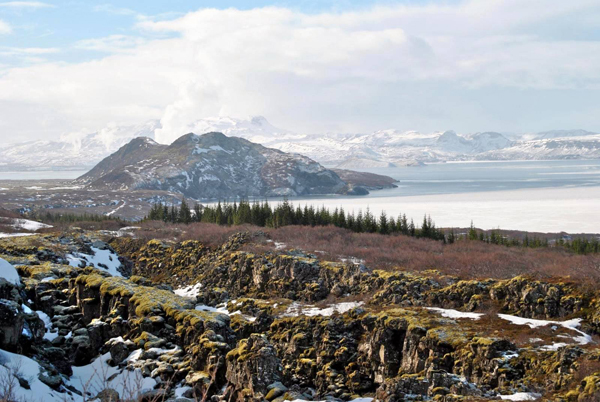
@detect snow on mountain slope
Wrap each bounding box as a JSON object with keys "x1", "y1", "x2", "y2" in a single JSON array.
[
  {"x1": 0, "y1": 121, "x2": 160, "y2": 169},
  {"x1": 467, "y1": 132, "x2": 513, "y2": 152},
  {"x1": 534, "y1": 129, "x2": 598, "y2": 140},
  {"x1": 272, "y1": 129, "x2": 514, "y2": 167},
  {"x1": 77, "y1": 132, "x2": 357, "y2": 199},
  {"x1": 476, "y1": 134, "x2": 600, "y2": 160},
  {"x1": 2, "y1": 114, "x2": 599, "y2": 170}
]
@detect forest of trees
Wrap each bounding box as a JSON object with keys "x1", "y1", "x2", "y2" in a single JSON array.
[
  {"x1": 144, "y1": 199, "x2": 600, "y2": 254},
  {"x1": 29, "y1": 210, "x2": 122, "y2": 223},
  {"x1": 146, "y1": 199, "x2": 446, "y2": 241}
]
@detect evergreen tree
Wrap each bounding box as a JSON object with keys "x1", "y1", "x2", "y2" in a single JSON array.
[
  {"x1": 468, "y1": 221, "x2": 478, "y2": 241},
  {"x1": 378, "y1": 211, "x2": 389, "y2": 235},
  {"x1": 178, "y1": 198, "x2": 192, "y2": 224}
]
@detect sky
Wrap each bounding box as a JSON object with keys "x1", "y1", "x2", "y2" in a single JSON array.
[{"x1": 0, "y1": 0, "x2": 599, "y2": 144}]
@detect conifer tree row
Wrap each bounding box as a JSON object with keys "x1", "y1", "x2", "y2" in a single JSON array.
[
  {"x1": 145, "y1": 199, "x2": 446, "y2": 241},
  {"x1": 28, "y1": 210, "x2": 121, "y2": 223},
  {"x1": 145, "y1": 199, "x2": 600, "y2": 254}
]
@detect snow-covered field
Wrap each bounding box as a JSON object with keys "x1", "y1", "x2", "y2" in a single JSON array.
[{"x1": 270, "y1": 185, "x2": 600, "y2": 233}]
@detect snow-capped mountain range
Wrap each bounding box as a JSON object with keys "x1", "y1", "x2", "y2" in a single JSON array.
[
  {"x1": 1, "y1": 116, "x2": 599, "y2": 170},
  {"x1": 0, "y1": 121, "x2": 160, "y2": 170}
]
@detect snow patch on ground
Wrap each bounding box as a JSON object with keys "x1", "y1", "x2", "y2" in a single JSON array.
[
  {"x1": 540, "y1": 343, "x2": 569, "y2": 351},
  {"x1": 195, "y1": 303, "x2": 230, "y2": 315},
  {"x1": 67, "y1": 247, "x2": 123, "y2": 277},
  {"x1": 426, "y1": 307, "x2": 483, "y2": 320},
  {"x1": 498, "y1": 314, "x2": 592, "y2": 347},
  {"x1": 174, "y1": 283, "x2": 202, "y2": 298},
  {"x1": 0, "y1": 232, "x2": 34, "y2": 238},
  {"x1": 340, "y1": 256, "x2": 365, "y2": 265},
  {"x1": 499, "y1": 392, "x2": 542, "y2": 401},
  {"x1": 68, "y1": 352, "x2": 156, "y2": 399},
  {"x1": 0, "y1": 258, "x2": 20, "y2": 285},
  {"x1": 195, "y1": 302, "x2": 256, "y2": 321},
  {"x1": 35, "y1": 310, "x2": 57, "y2": 341},
  {"x1": 106, "y1": 201, "x2": 126, "y2": 216},
  {"x1": 229, "y1": 310, "x2": 257, "y2": 322},
  {"x1": 500, "y1": 351, "x2": 520, "y2": 361},
  {"x1": 0, "y1": 348, "x2": 75, "y2": 402},
  {"x1": 49, "y1": 185, "x2": 83, "y2": 190},
  {"x1": 283, "y1": 301, "x2": 364, "y2": 317},
  {"x1": 99, "y1": 226, "x2": 141, "y2": 238},
  {"x1": 11, "y1": 218, "x2": 52, "y2": 231},
  {"x1": 266, "y1": 239, "x2": 286, "y2": 250}
]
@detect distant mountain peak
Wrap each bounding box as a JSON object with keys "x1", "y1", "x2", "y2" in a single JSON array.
[
  {"x1": 2, "y1": 117, "x2": 600, "y2": 171},
  {"x1": 250, "y1": 115, "x2": 269, "y2": 125},
  {"x1": 535, "y1": 129, "x2": 598, "y2": 140}
]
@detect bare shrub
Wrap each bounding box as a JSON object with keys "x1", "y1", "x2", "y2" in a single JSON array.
[
  {"x1": 0, "y1": 359, "x2": 33, "y2": 402},
  {"x1": 261, "y1": 225, "x2": 600, "y2": 284},
  {"x1": 136, "y1": 221, "x2": 262, "y2": 248}
]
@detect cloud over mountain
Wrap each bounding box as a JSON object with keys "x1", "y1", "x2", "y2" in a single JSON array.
[{"x1": 0, "y1": 1, "x2": 600, "y2": 142}]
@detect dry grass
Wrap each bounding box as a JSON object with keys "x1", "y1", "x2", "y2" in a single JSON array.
[
  {"x1": 261, "y1": 225, "x2": 600, "y2": 284},
  {"x1": 107, "y1": 221, "x2": 600, "y2": 284},
  {"x1": 41, "y1": 219, "x2": 126, "y2": 232},
  {"x1": 574, "y1": 358, "x2": 600, "y2": 382},
  {"x1": 135, "y1": 221, "x2": 264, "y2": 248},
  {"x1": 0, "y1": 208, "x2": 20, "y2": 220}
]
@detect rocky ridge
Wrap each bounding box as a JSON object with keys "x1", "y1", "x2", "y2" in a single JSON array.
[
  {"x1": 0, "y1": 231, "x2": 598, "y2": 401},
  {"x1": 76, "y1": 132, "x2": 392, "y2": 199}
]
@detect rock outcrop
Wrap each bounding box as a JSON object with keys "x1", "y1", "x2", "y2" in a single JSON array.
[{"x1": 0, "y1": 231, "x2": 598, "y2": 402}]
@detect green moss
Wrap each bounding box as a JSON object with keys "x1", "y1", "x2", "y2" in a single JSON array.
[
  {"x1": 472, "y1": 336, "x2": 495, "y2": 346},
  {"x1": 75, "y1": 273, "x2": 227, "y2": 328}
]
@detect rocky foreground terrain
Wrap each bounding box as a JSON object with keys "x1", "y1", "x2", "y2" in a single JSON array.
[{"x1": 0, "y1": 228, "x2": 599, "y2": 402}]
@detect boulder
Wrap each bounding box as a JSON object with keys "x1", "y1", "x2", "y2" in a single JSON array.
[
  {"x1": 0, "y1": 299, "x2": 24, "y2": 351},
  {"x1": 93, "y1": 388, "x2": 120, "y2": 402}
]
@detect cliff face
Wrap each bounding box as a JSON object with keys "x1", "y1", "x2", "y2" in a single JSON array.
[{"x1": 0, "y1": 232, "x2": 599, "y2": 402}]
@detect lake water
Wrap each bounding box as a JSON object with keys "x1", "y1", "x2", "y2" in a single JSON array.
[
  {"x1": 357, "y1": 160, "x2": 600, "y2": 197},
  {"x1": 0, "y1": 170, "x2": 88, "y2": 180}
]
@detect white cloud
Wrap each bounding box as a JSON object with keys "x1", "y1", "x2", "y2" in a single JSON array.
[
  {"x1": 0, "y1": 1, "x2": 54, "y2": 8},
  {"x1": 93, "y1": 4, "x2": 137, "y2": 16},
  {"x1": 0, "y1": 1, "x2": 599, "y2": 143},
  {"x1": 0, "y1": 19, "x2": 10, "y2": 33},
  {"x1": 74, "y1": 35, "x2": 146, "y2": 53},
  {"x1": 0, "y1": 47, "x2": 59, "y2": 55}
]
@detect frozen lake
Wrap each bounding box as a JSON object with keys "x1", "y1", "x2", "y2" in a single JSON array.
[
  {"x1": 0, "y1": 170, "x2": 88, "y2": 180},
  {"x1": 275, "y1": 160, "x2": 600, "y2": 233},
  {"x1": 3, "y1": 160, "x2": 600, "y2": 233}
]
